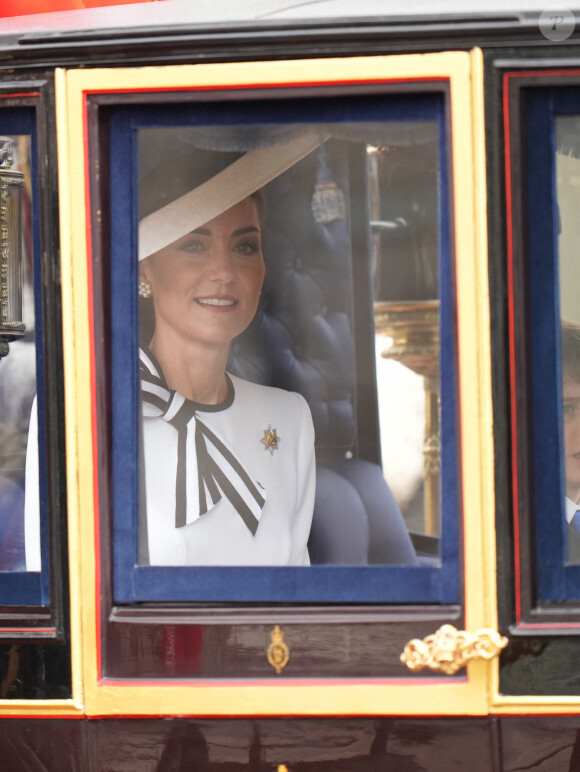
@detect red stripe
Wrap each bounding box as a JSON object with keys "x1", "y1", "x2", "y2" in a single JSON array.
[
  {"x1": 503, "y1": 72, "x2": 522, "y2": 625},
  {"x1": 82, "y1": 76, "x2": 449, "y2": 98},
  {"x1": 0, "y1": 92, "x2": 41, "y2": 98}
]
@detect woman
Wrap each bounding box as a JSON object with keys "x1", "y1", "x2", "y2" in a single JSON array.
[{"x1": 137, "y1": 131, "x2": 318, "y2": 566}]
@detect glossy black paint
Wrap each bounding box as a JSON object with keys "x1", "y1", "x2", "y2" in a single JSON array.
[
  {"x1": 2, "y1": 715, "x2": 580, "y2": 771},
  {"x1": 0, "y1": 717, "x2": 499, "y2": 771},
  {"x1": 2, "y1": 2, "x2": 580, "y2": 707},
  {"x1": 0, "y1": 643, "x2": 70, "y2": 699}
]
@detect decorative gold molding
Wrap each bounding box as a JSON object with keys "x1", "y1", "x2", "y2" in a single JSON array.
[
  {"x1": 400, "y1": 624, "x2": 508, "y2": 675},
  {"x1": 374, "y1": 300, "x2": 439, "y2": 378},
  {"x1": 267, "y1": 625, "x2": 290, "y2": 674}
]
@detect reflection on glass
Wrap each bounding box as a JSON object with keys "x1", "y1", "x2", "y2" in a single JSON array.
[
  {"x1": 137, "y1": 122, "x2": 440, "y2": 567},
  {"x1": 556, "y1": 116, "x2": 580, "y2": 563},
  {"x1": 369, "y1": 129, "x2": 441, "y2": 560},
  {"x1": 0, "y1": 136, "x2": 36, "y2": 571}
]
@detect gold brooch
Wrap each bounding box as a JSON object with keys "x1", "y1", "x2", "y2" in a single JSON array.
[{"x1": 261, "y1": 424, "x2": 280, "y2": 455}]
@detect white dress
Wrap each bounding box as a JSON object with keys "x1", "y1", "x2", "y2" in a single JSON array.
[{"x1": 140, "y1": 351, "x2": 316, "y2": 567}]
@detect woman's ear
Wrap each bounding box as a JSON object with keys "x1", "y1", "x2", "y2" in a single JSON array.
[{"x1": 139, "y1": 257, "x2": 151, "y2": 284}]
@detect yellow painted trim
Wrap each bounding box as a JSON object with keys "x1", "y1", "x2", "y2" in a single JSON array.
[
  {"x1": 58, "y1": 52, "x2": 495, "y2": 717},
  {"x1": 468, "y1": 48, "x2": 500, "y2": 706},
  {"x1": 55, "y1": 66, "x2": 88, "y2": 711},
  {"x1": 63, "y1": 52, "x2": 466, "y2": 92},
  {"x1": 0, "y1": 700, "x2": 84, "y2": 717},
  {"x1": 492, "y1": 695, "x2": 580, "y2": 714}
]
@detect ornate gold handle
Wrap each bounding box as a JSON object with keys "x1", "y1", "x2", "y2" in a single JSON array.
[{"x1": 400, "y1": 624, "x2": 508, "y2": 675}]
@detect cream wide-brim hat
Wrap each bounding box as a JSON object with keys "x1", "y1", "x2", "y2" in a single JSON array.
[{"x1": 138, "y1": 129, "x2": 327, "y2": 262}]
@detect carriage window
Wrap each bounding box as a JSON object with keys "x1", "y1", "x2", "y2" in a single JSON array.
[
  {"x1": 0, "y1": 115, "x2": 49, "y2": 605},
  {"x1": 517, "y1": 85, "x2": 580, "y2": 604},
  {"x1": 104, "y1": 92, "x2": 457, "y2": 604}
]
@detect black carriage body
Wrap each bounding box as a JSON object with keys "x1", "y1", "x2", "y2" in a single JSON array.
[{"x1": 0, "y1": 3, "x2": 578, "y2": 770}]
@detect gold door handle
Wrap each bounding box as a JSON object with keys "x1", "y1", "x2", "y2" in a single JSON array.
[{"x1": 400, "y1": 624, "x2": 508, "y2": 675}]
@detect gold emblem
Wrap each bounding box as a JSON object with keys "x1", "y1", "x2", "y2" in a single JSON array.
[
  {"x1": 267, "y1": 625, "x2": 290, "y2": 674},
  {"x1": 400, "y1": 624, "x2": 508, "y2": 675},
  {"x1": 261, "y1": 424, "x2": 280, "y2": 455}
]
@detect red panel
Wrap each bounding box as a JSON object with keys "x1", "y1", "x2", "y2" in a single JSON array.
[{"x1": 0, "y1": 0, "x2": 164, "y2": 19}]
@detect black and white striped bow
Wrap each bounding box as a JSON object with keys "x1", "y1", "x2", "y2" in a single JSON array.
[{"x1": 140, "y1": 348, "x2": 265, "y2": 536}]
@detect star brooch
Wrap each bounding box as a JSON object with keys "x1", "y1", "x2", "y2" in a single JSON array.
[{"x1": 261, "y1": 424, "x2": 280, "y2": 455}]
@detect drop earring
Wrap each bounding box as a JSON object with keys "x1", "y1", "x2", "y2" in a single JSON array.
[{"x1": 139, "y1": 280, "x2": 152, "y2": 299}]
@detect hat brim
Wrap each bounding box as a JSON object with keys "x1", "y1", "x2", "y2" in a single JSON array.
[{"x1": 138, "y1": 130, "x2": 327, "y2": 261}]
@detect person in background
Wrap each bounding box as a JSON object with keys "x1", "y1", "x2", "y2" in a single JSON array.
[{"x1": 560, "y1": 319, "x2": 580, "y2": 562}]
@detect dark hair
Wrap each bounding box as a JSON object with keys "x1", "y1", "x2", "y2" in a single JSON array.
[
  {"x1": 250, "y1": 188, "x2": 266, "y2": 225},
  {"x1": 562, "y1": 319, "x2": 580, "y2": 383}
]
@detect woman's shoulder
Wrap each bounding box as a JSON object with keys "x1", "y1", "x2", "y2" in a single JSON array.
[{"x1": 228, "y1": 374, "x2": 309, "y2": 414}]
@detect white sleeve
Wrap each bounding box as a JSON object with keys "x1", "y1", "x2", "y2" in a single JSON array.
[
  {"x1": 24, "y1": 396, "x2": 41, "y2": 571},
  {"x1": 288, "y1": 392, "x2": 316, "y2": 566}
]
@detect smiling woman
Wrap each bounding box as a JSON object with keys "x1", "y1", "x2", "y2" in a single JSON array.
[
  {"x1": 139, "y1": 199, "x2": 266, "y2": 399},
  {"x1": 136, "y1": 132, "x2": 317, "y2": 566}
]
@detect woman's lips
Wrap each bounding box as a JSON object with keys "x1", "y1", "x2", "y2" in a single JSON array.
[{"x1": 195, "y1": 297, "x2": 237, "y2": 307}]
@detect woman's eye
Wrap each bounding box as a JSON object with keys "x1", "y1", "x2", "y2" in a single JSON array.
[
  {"x1": 178, "y1": 239, "x2": 206, "y2": 254},
  {"x1": 564, "y1": 403, "x2": 577, "y2": 416},
  {"x1": 234, "y1": 240, "x2": 260, "y2": 256}
]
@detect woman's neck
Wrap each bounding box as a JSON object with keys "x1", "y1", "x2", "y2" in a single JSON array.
[{"x1": 149, "y1": 332, "x2": 230, "y2": 404}]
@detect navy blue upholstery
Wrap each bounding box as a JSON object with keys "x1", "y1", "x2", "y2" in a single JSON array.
[{"x1": 228, "y1": 140, "x2": 417, "y2": 566}]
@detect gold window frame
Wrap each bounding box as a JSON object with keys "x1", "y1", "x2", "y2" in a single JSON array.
[{"x1": 55, "y1": 50, "x2": 496, "y2": 718}]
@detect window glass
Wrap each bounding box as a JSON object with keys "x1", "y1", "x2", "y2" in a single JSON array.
[
  {"x1": 522, "y1": 88, "x2": 580, "y2": 601},
  {"x1": 557, "y1": 116, "x2": 580, "y2": 566},
  {"x1": 107, "y1": 94, "x2": 458, "y2": 604},
  {"x1": 370, "y1": 131, "x2": 440, "y2": 559},
  {"x1": 0, "y1": 135, "x2": 36, "y2": 573}
]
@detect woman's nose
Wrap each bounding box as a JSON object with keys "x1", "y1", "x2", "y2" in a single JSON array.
[{"x1": 208, "y1": 245, "x2": 235, "y2": 282}]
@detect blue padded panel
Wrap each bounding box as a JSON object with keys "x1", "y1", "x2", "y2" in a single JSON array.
[
  {"x1": 331, "y1": 458, "x2": 418, "y2": 565},
  {"x1": 309, "y1": 464, "x2": 370, "y2": 564}
]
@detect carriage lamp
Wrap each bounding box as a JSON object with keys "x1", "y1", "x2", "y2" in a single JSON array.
[{"x1": 0, "y1": 136, "x2": 25, "y2": 361}]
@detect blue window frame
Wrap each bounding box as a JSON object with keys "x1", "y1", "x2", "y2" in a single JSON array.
[
  {"x1": 108, "y1": 90, "x2": 460, "y2": 604},
  {"x1": 0, "y1": 106, "x2": 49, "y2": 606}
]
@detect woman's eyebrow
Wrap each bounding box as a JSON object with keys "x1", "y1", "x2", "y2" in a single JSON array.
[
  {"x1": 232, "y1": 226, "x2": 260, "y2": 237},
  {"x1": 189, "y1": 226, "x2": 260, "y2": 237}
]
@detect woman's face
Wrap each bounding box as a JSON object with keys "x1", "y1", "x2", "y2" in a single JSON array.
[{"x1": 140, "y1": 197, "x2": 265, "y2": 349}]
